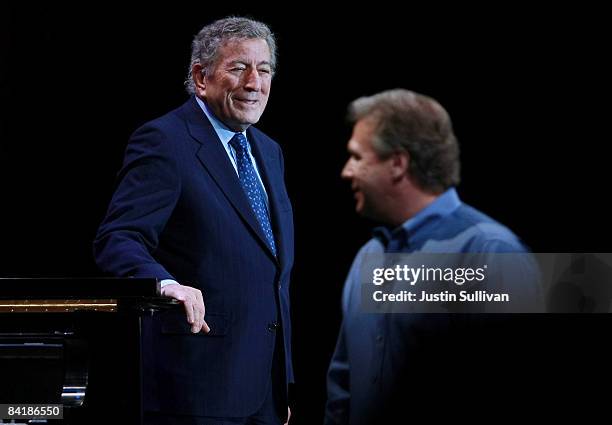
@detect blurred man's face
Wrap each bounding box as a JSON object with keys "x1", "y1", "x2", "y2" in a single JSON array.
[
  {"x1": 201, "y1": 38, "x2": 272, "y2": 131},
  {"x1": 341, "y1": 119, "x2": 395, "y2": 222}
]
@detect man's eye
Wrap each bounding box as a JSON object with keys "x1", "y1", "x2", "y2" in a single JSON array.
[
  {"x1": 258, "y1": 69, "x2": 271, "y2": 74},
  {"x1": 231, "y1": 67, "x2": 246, "y2": 72}
]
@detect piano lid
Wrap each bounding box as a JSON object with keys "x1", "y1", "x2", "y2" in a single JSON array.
[
  {"x1": 0, "y1": 278, "x2": 159, "y2": 299},
  {"x1": 0, "y1": 299, "x2": 118, "y2": 313}
]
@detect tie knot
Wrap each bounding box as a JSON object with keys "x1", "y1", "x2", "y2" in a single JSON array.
[{"x1": 229, "y1": 133, "x2": 249, "y2": 153}]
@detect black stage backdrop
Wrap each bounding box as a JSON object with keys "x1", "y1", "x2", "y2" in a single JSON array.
[{"x1": 2, "y1": 4, "x2": 610, "y2": 423}]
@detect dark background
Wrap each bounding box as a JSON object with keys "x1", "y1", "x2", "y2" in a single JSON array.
[{"x1": 2, "y1": 4, "x2": 610, "y2": 423}]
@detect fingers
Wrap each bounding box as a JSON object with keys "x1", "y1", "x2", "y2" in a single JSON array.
[
  {"x1": 161, "y1": 284, "x2": 210, "y2": 334},
  {"x1": 188, "y1": 288, "x2": 205, "y2": 333},
  {"x1": 187, "y1": 298, "x2": 201, "y2": 333},
  {"x1": 192, "y1": 287, "x2": 210, "y2": 334},
  {"x1": 183, "y1": 299, "x2": 195, "y2": 325},
  {"x1": 201, "y1": 319, "x2": 211, "y2": 334}
]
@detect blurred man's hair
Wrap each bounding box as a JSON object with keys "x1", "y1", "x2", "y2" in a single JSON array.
[{"x1": 348, "y1": 89, "x2": 461, "y2": 193}]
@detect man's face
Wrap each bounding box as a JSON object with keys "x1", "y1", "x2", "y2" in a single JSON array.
[
  {"x1": 202, "y1": 38, "x2": 272, "y2": 131},
  {"x1": 341, "y1": 119, "x2": 394, "y2": 221}
]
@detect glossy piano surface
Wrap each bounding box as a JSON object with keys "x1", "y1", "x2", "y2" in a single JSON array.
[{"x1": 0, "y1": 278, "x2": 173, "y2": 424}]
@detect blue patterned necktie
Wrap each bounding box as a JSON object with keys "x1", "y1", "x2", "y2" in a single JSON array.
[{"x1": 229, "y1": 133, "x2": 277, "y2": 256}]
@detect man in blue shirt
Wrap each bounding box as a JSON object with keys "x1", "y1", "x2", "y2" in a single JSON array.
[{"x1": 325, "y1": 89, "x2": 541, "y2": 424}]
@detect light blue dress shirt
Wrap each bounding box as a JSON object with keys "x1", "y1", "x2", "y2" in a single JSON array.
[{"x1": 325, "y1": 187, "x2": 542, "y2": 425}]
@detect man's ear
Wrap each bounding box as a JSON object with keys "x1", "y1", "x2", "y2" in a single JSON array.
[
  {"x1": 192, "y1": 64, "x2": 206, "y2": 96},
  {"x1": 390, "y1": 151, "x2": 409, "y2": 181}
]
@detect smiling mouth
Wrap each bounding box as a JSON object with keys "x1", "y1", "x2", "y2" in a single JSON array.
[{"x1": 235, "y1": 98, "x2": 259, "y2": 105}]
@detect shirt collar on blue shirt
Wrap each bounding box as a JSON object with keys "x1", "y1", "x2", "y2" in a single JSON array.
[
  {"x1": 402, "y1": 187, "x2": 461, "y2": 234},
  {"x1": 373, "y1": 188, "x2": 462, "y2": 247},
  {"x1": 195, "y1": 96, "x2": 248, "y2": 150}
]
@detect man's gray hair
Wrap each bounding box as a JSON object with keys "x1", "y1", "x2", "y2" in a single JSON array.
[
  {"x1": 185, "y1": 16, "x2": 277, "y2": 94},
  {"x1": 348, "y1": 89, "x2": 461, "y2": 193}
]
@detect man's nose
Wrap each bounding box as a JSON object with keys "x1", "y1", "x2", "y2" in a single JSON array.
[
  {"x1": 244, "y1": 69, "x2": 262, "y2": 91},
  {"x1": 341, "y1": 160, "x2": 353, "y2": 180}
]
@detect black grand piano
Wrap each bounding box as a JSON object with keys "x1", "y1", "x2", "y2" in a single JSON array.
[{"x1": 0, "y1": 278, "x2": 173, "y2": 424}]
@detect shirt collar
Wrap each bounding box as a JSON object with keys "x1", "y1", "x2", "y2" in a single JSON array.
[
  {"x1": 402, "y1": 187, "x2": 461, "y2": 234},
  {"x1": 373, "y1": 187, "x2": 462, "y2": 246},
  {"x1": 195, "y1": 96, "x2": 248, "y2": 149}
]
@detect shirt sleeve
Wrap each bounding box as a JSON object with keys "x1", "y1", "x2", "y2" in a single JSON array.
[{"x1": 324, "y1": 319, "x2": 350, "y2": 425}]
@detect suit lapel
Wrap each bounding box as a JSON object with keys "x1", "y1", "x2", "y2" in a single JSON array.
[{"x1": 183, "y1": 98, "x2": 278, "y2": 263}]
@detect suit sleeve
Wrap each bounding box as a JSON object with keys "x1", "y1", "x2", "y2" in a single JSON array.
[{"x1": 93, "y1": 123, "x2": 180, "y2": 280}]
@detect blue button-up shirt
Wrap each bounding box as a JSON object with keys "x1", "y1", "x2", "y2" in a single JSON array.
[{"x1": 325, "y1": 188, "x2": 541, "y2": 425}]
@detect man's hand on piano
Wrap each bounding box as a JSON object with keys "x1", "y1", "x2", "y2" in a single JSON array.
[{"x1": 161, "y1": 284, "x2": 211, "y2": 334}]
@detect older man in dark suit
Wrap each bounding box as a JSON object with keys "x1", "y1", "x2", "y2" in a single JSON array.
[{"x1": 94, "y1": 17, "x2": 293, "y2": 425}]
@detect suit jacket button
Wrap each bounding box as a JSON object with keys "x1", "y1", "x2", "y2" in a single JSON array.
[{"x1": 268, "y1": 322, "x2": 279, "y2": 332}]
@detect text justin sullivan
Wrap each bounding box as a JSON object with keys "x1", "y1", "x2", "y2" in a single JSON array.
[{"x1": 373, "y1": 290, "x2": 509, "y2": 302}]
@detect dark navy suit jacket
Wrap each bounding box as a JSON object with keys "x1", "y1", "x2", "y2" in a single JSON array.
[{"x1": 94, "y1": 96, "x2": 294, "y2": 417}]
